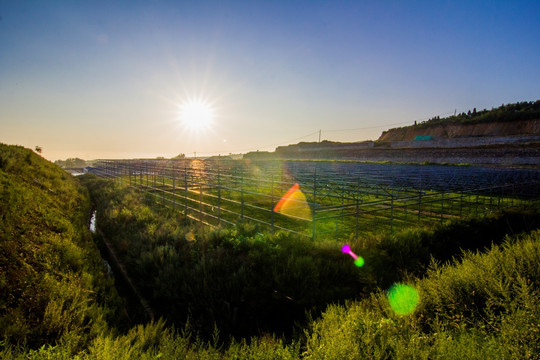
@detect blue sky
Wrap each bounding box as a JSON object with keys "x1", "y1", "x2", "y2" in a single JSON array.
[{"x1": 1, "y1": 0, "x2": 539, "y2": 160}]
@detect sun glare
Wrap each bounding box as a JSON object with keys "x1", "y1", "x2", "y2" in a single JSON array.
[{"x1": 179, "y1": 99, "x2": 214, "y2": 133}]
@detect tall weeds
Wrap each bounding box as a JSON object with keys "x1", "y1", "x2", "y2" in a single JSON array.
[
  {"x1": 305, "y1": 230, "x2": 540, "y2": 359},
  {"x1": 2, "y1": 144, "x2": 539, "y2": 358}
]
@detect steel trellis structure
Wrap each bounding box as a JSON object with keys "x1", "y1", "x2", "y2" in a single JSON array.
[{"x1": 91, "y1": 159, "x2": 540, "y2": 240}]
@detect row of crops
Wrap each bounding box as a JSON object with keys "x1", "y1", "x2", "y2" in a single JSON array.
[{"x1": 91, "y1": 159, "x2": 540, "y2": 240}]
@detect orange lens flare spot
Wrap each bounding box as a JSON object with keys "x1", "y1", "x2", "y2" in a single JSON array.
[
  {"x1": 273, "y1": 183, "x2": 312, "y2": 220},
  {"x1": 274, "y1": 184, "x2": 299, "y2": 212}
]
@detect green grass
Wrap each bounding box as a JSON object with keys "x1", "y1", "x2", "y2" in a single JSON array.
[
  {"x1": 81, "y1": 174, "x2": 540, "y2": 341},
  {"x1": 3, "y1": 221, "x2": 539, "y2": 359},
  {"x1": 111, "y1": 168, "x2": 528, "y2": 242},
  {"x1": 0, "y1": 144, "x2": 122, "y2": 352},
  {"x1": 2, "y1": 143, "x2": 539, "y2": 359},
  {"x1": 80, "y1": 175, "x2": 373, "y2": 340},
  {"x1": 305, "y1": 230, "x2": 540, "y2": 359}
]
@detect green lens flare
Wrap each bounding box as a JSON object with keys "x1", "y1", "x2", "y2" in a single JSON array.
[
  {"x1": 387, "y1": 284, "x2": 419, "y2": 315},
  {"x1": 354, "y1": 257, "x2": 365, "y2": 267}
]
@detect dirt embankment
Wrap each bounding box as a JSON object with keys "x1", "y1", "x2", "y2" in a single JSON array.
[
  {"x1": 379, "y1": 119, "x2": 540, "y2": 142},
  {"x1": 276, "y1": 145, "x2": 540, "y2": 165},
  {"x1": 272, "y1": 117, "x2": 540, "y2": 165}
]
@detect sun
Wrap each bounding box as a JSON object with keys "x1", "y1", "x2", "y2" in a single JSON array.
[{"x1": 179, "y1": 99, "x2": 214, "y2": 133}]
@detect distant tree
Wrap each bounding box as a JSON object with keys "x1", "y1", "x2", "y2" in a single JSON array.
[
  {"x1": 71, "y1": 158, "x2": 86, "y2": 167},
  {"x1": 35, "y1": 146, "x2": 42, "y2": 154},
  {"x1": 55, "y1": 158, "x2": 86, "y2": 168},
  {"x1": 172, "y1": 153, "x2": 185, "y2": 159}
]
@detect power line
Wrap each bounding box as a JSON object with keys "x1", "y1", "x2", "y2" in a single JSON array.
[
  {"x1": 187, "y1": 112, "x2": 458, "y2": 156},
  {"x1": 323, "y1": 121, "x2": 412, "y2": 133},
  {"x1": 243, "y1": 130, "x2": 320, "y2": 152},
  {"x1": 191, "y1": 130, "x2": 320, "y2": 157}
]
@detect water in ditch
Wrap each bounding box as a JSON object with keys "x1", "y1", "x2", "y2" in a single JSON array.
[{"x1": 89, "y1": 211, "x2": 113, "y2": 276}]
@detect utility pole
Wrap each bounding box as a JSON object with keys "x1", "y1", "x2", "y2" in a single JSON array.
[{"x1": 319, "y1": 129, "x2": 321, "y2": 143}]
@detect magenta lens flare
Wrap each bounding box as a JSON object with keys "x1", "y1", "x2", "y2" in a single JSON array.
[{"x1": 341, "y1": 244, "x2": 364, "y2": 267}]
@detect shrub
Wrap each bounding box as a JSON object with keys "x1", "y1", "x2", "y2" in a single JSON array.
[{"x1": 304, "y1": 230, "x2": 540, "y2": 359}]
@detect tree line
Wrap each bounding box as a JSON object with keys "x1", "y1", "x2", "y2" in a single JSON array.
[{"x1": 411, "y1": 100, "x2": 540, "y2": 129}]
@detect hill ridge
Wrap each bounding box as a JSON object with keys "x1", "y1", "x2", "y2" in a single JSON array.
[{"x1": 379, "y1": 100, "x2": 540, "y2": 141}]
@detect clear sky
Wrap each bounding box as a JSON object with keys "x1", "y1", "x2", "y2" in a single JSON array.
[{"x1": 1, "y1": 0, "x2": 539, "y2": 161}]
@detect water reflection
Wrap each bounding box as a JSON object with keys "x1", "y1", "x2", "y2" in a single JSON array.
[{"x1": 89, "y1": 210, "x2": 96, "y2": 233}]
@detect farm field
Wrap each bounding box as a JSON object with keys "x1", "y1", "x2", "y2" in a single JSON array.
[
  {"x1": 3, "y1": 0, "x2": 539, "y2": 355},
  {"x1": 2, "y1": 144, "x2": 540, "y2": 359},
  {"x1": 92, "y1": 159, "x2": 540, "y2": 239},
  {"x1": 83, "y1": 162, "x2": 540, "y2": 357}
]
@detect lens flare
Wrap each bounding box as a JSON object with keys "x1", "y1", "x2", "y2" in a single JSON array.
[
  {"x1": 354, "y1": 257, "x2": 365, "y2": 267},
  {"x1": 273, "y1": 183, "x2": 312, "y2": 220},
  {"x1": 341, "y1": 244, "x2": 365, "y2": 267},
  {"x1": 387, "y1": 284, "x2": 419, "y2": 315}
]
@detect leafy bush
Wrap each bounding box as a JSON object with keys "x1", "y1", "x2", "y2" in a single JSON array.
[
  {"x1": 81, "y1": 175, "x2": 372, "y2": 340},
  {"x1": 357, "y1": 207, "x2": 540, "y2": 289},
  {"x1": 305, "y1": 230, "x2": 540, "y2": 359}
]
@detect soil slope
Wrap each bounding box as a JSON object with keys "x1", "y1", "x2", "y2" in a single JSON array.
[{"x1": 379, "y1": 119, "x2": 540, "y2": 142}]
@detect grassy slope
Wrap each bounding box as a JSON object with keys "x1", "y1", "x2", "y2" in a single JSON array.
[
  {"x1": 306, "y1": 230, "x2": 540, "y2": 359},
  {"x1": 0, "y1": 144, "x2": 120, "y2": 351}
]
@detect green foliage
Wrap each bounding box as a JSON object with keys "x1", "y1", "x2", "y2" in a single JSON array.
[
  {"x1": 358, "y1": 207, "x2": 540, "y2": 288},
  {"x1": 1, "y1": 320, "x2": 300, "y2": 359},
  {"x1": 304, "y1": 230, "x2": 540, "y2": 359},
  {"x1": 80, "y1": 175, "x2": 371, "y2": 340},
  {"x1": 54, "y1": 158, "x2": 87, "y2": 169},
  {"x1": 398, "y1": 100, "x2": 540, "y2": 130},
  {"x1": 0, "y1": 144, "x2": 120, "y2": 352},
  {"x1": 2, "y1": 143, "x2": 539, "y2": 358}
]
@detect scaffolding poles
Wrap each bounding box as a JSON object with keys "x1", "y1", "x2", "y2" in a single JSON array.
[{"x1": 92, "y1": 159, "x2": 540, "y2": 240}]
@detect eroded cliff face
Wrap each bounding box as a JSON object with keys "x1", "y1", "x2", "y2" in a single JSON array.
[{"x1": 378, "y1": 119, "x2": 540, "y2": 141}]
